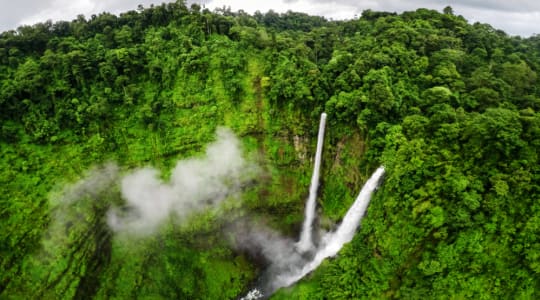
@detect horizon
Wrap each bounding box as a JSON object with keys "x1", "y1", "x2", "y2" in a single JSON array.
[{"x1": 0, "y1": 0, "x2": 538, "y2": 37}]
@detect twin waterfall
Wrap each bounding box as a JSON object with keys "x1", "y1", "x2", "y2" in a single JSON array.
[
  {"x1": 241, "y1": 113, "x2": 385, "y2": 299},
  {"x1": 274, "y1": 166, "x2": 385, "y2": 289}
]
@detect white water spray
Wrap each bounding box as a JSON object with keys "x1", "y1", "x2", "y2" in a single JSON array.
[
  {"x1": 240, "y1": 167, "x2": 385, "y2": 299},
  {"x1": 274, "y1": 166, "x2": 385, "y2": 289},
  {"x1": 297, "y1": 112, "x2": 327, "y2": 253}
]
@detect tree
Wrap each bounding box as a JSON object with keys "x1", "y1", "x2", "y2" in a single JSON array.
[{"x1": 443, "y1": 6, "x2": 454, "y2": 15}]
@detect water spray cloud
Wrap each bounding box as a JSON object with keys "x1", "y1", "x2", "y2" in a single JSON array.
[
  {"x1": 108, "y1": 127, "x2": 256, "y2": 234},
  {"x1": 238, "y1": 112, "x2": 385, "y2": 299},
  {"x1": 273, "y1": 166, "x2": 385, "y2": 290},
  {"x1": 239, "y1": 167, "x2": 385, "y2": 299}
]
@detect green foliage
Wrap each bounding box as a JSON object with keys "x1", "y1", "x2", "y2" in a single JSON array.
[{"x1": 1, "y1": 4, "x2": 540, "y2": 300}]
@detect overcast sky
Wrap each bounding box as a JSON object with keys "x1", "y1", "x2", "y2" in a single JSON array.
[{"x1": 0, "y1": 0, "x2": 538, "y2": 37}]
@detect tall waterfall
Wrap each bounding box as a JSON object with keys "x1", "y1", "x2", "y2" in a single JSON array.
[
  {"x1": 274, "y1": 166, "x2": 385, "y2": 289},
  {"x1": 239, "y1": 113, "x2": 386, "y2": 299},
  {"x1": 297, "y1": 112, "x2": 327, "y2": 253},
  {"x1": 240, "y1": 167, "x2": 385, "y2": 299}
]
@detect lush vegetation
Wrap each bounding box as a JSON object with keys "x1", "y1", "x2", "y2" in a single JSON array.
[{"x1": 1, "y1": 1, "x2": 539, "y2": 298}]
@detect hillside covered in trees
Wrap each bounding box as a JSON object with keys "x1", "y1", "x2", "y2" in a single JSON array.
[{"x1": 1, "y1": 1, "x2": 540, "y2": 298}]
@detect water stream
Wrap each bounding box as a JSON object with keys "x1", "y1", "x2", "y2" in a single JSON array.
[
  {"x1": 273, "y1": 166, "x2": 385, "y2": 289},
  {"x1": 297, "y1": 112, "x2": 327, "y2": 253}
]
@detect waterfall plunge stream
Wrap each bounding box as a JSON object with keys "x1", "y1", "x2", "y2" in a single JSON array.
[
  {"x1": 273, "y1": 166, "x2": 385, "y2": 290},
  {"x1": 297, "y1": 112, "x2": 327, "y2": 253},
  {"x1": 240, "y1": 113, "x2": 385, "y2": 300}
]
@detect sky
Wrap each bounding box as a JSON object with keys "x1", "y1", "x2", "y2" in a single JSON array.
[{"x1": 0, "y1": 0, "x2": 538, "y2": 37}]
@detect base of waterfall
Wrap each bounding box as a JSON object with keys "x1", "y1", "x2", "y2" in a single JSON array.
[{"x1": 240, "y1": 167, "x2": 385, "y2": 299}]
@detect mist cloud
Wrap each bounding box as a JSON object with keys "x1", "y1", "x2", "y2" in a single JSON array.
[
  {"x1": 229, "y1": 219, "x2": 309, "y2": 295},
  {"x1": 34, "y1": 127, "x2": 255, "y2": 292},
  {"x1": 37, "y1": 162, "x2": 120, "y2": 287},
  {"x1": 108, "y1": 127, "x2": 256, "y2": 235},
  {"x1": 52, "y1": 162, "x2": 119, "y2": 205},
  {"x1": 46, "y1": 162, "x2": 119, "y2": 244}
]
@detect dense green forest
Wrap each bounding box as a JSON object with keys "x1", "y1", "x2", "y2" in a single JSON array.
[{"x1": 1, "y1": 1, "x2": 540, "y2": 298}]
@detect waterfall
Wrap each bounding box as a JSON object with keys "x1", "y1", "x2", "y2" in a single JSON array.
[
  {"x1": 273, "y1": 166, "x2": 385, "y2": 289},
  {"x1": 240, "y1": 167, "x2": 385, "y2": 299},
  {"x1": 239, "y1": 112, "x2": 385, "y2": 299},
  {"x1": 297, "y1": 112, "x2": 327, "y2": 253}
]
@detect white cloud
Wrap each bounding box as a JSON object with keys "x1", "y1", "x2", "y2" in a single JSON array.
[
  {"x1": 463, "y1": 8, "x2": 540, "y2": 36},
  {"x1": 206, "y1": 0, "x2": 362, "y2": 19},
  {"x1": 108, "y1": 127, "x2": 257, "y2": 235},
  {"x1": 203, "y1": 0, "x2": 539, "y2": 36},
  {"x1": 19, "y1": 0, "x2": 98, "y2": 26},
  {"x1": 0, "y1": 0, "x2": 539, "y2": 36}
]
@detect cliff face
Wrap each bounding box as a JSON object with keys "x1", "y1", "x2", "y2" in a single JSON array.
[{"x1": 1, "y1": 5, "x2": 540, "y2": 299}]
